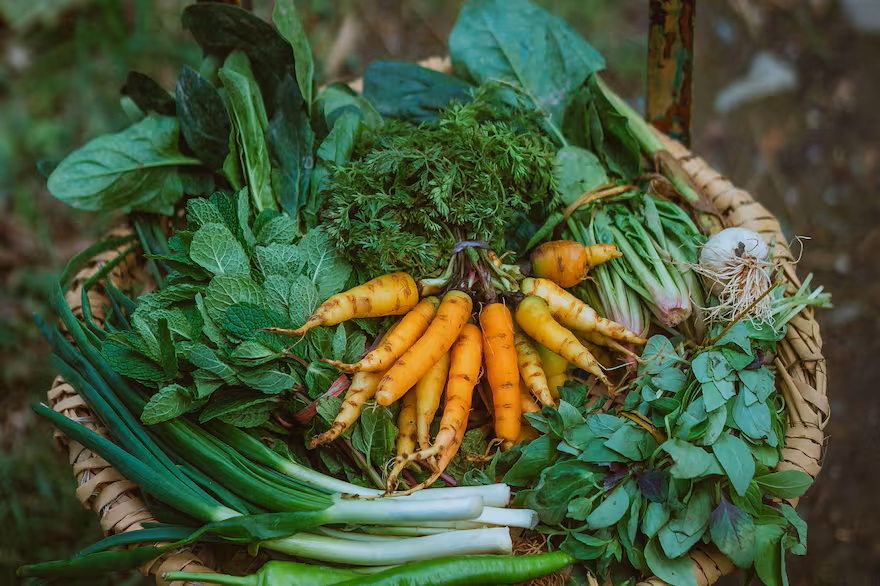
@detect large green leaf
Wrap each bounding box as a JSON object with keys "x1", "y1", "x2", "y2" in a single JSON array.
[
  {"x1": 47, "y1": 115, "x2": 199, "y2": 214},
  {"x1": 176, "y1": 65, "x2": 231, "y2": 170},
  {"x1": 448, "y1": 0, "x2": 604, "y2": 127},
  {"x1": 363, "y1": 61, "x2": 473, "y2": 122}
]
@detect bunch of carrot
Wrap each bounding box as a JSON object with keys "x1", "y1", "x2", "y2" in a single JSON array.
[{"x1": 270, "y1": 240, "x2": 645, "y2": 493}]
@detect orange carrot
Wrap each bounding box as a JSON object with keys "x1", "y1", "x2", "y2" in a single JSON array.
[
  {"x1": 269, "y1": 272, "x2": 419, "y2": 337},
  {"x1": 513, "y1": 329, "x2": 555, "y2": 406},
  {"x1": 324, "y1": 297, "x2": 440, "y2": 373},
  {"x1": 375, "y1": 290, "x2": 472, "y2": 407},
  {"x1": 395, "y1": 390, "x2": 418, "y2": 460},
  {"x1": 415, "y1": 351, "x2": 450, "y2": 451},
  {"x1": 515, "y1": 296, "x2": 609, "y2": 385},
  {"x1": 520, "y1": 278, "x2": 646, "y2": 344},
  {"x1": 385, "y1": 324, "x2": 482, "y2": 494},
  {"x1": 529, "y1": 240, "x2": 620, "y2": 287},
  {"x1": 480, "y1": 303, "x2": 521, "y2": 442}
]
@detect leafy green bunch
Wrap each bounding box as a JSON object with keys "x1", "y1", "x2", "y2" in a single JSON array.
[
  {"x1": 322, "y1": 88, "x2": 559, "y2": 279},
  {"x1": 98, "y1": 189, "x2": 366, "y2": 429},
  {"x1": 467, "y1": 329, "x2": 810, "y2": 586}
]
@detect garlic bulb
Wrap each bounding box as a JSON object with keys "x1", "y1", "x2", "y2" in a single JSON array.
[{"x1": 696, "y1": 227, "x2": 775, "y2": 324}]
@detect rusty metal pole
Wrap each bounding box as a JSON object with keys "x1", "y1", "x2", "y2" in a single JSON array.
[{"x1": 646, "y1": 0, "x2": 695, "y2": 146}]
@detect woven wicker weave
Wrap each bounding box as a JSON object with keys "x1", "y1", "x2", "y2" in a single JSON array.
[{"x1": 46, "y1": 61, "x2": 828, "y2": 586}]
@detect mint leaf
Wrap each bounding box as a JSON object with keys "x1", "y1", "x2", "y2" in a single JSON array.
[
  {"x1": 502, "y1": 435, "x2": 554, "y2": 486},
  {"x1": 712, "y1": 433, "x2": 755, "y2": 497},
  {"x1": 255, "y1": 212, "x2": 297, "y2": 244},
  {"x1": 302, "y1": 227, "x2": 352, "y2": 299},
  {"x1": 199, "y1": 388, "x2": 275, "y2": 423},
  {"x1": 193, "y1": 369, "x2": 223, "y2": 399},
  {"x1": 141, "y1": 384, "x2": 194, "y2": 424},
  {"x1": 288, "y1": 274, "x2": 321, "y2": 327},
  {"x1": 190, "y1": 223, "x2": 250, "y2": 277},
  {"x1": 755, "y1": 470, "x2": 813, "y2": 500},
  {"x1": 205, "y1": 275, "x2": 266, "y2": 321},
  {"x1": 710, "y1": 498, "x2": 756, "y2": 568},
  {"x1": 189, "y1": 343, "x2": 238, "y2": 384},
  {"x1": 223, "y1": 303, "x2": 287, "y2": 339},
  {"x1": 102, "y1": 331, "x2": 167, "y2": 384},
  {"x1": 315, "y1": 395, "x2": 343, "y2": 426},
  {"x1": 255, "y1": 243, "x2": 304, "y2": 277},
  {"x1": 304, "y1": 361, "x2": 338, "y2": 398},
  {"x1": 238, "y1": 364, "x2": 298, "y2": 395},
  {"x1": 186, "y1": 197, "x2": 225, "y2": 229},
  {"x1": 343, "y1": 331, "x2": 367, "y2": 363},
  {"x1": 230, "y1": 340, "x2": 279, "y2": 363},
  {"x1": 219, "y1": 404, "x2": 273, "y2": 427}
]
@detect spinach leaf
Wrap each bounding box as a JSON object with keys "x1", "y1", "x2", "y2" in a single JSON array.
[
  {"x1": 363, "y1": 61, "x2": 473, "y2": 122},
  {"x1": 272, "y1": 0, "x2": 314, "y2": 110},
  {"x1": 47, "y1": 115, "x2": 200, "y2": 214},
  {"x1": 448, "y1": 0, "x2": 604, "y2": 127},
  {"x1": 176, "y1": 65, "x2": 231, "y2": 170},
  {"x1": 553, "y1": 145, "x2": 609, "y2": 207},
  {"x1": 219, "y1": 51, "x2": 275, "y2": 212},
  {"x1": 121, "y1": 71, "x2": 176, "y2": 116},
  {"x1": 182, "y1": 2, "x2": 294, "y2": 117},
  {"x1": 267, "y1": 73, "x2": 314, "y2": 223}
]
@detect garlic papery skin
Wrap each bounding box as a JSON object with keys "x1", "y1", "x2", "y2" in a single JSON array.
[{"x1": 700, "y1": 227, "x2": 769, "y2": 275}]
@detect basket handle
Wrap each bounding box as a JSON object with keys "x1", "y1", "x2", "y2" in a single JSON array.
[{"x1": 646, "y1": 0, "x2": 695, "y2": 146}]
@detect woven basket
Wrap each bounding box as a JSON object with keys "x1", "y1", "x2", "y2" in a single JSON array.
[{"x1": 46, "y1": 59, "x2": 828, "y2": 586}]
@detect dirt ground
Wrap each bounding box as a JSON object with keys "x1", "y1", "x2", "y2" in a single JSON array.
[{"x1": 1, "y1": 1, "x2": 877, "y2": 584}]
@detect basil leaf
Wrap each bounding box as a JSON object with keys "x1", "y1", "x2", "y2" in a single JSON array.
[
  {"x1": 586, "y1": 484, "x2": 629, "y2": 529},
  {"x1": 657, "y1": 485, "x2": 712, "y2": 558},
  {"x1": 644, "y1": 539, "x2": 697, "y2": 586},
  {"x1": 661, "y1": 438, "x2": 721, "y2": 480},
  {"x1": 755, "y1": 470, "x2": 813, "y2": 500},
  {"x1": 753, "y1": 524, "x2": 787, "y2": 586},
  {"x1": 47, "y1": 115, "x2": 198, "y2": 214},
  {"x1": 501, "y1": 435, "x2": 554, "y2": 486},
  {"x1": 448, "y1": 0, "x2": 604, "y2": 127},
  {"x1": 712, "y1": 433, "x2": 755, "y2": 497},
  {"x1": 710, "y1": 498, "x2": 756, "y2": 568}
]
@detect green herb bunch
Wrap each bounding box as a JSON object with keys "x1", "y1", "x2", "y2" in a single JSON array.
[
  {"x1": 322, "y1": 88, "x2": 559, "y2": 279},
  {"x1": 98, "y1": 189, "x2": 367, "y2": 430},
  {"x1": 469, "y1": 327, "x2": 811, "y2": 586}
]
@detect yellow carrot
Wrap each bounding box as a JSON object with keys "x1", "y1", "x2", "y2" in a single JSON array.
[
  {"x1": 324, "y1": 297, "x2": 440, "y2": 373},
  {"x1": 480, "y1": 303, "x2": 521, "y2": 442},
  {"x1": 520, "y1": 383, "x2": 540, "y2": 414},
  {"x1": 536, "y1": 342, "x2": 569, "y2": 399},
  {"x1": 385, "y1": 324, "x2": 482, "y2": 494},
  {"x1": 513, "y1": 329, "x2": 555, "y2": 406},
  {"x1": 529, "y1": 240, "x2": 620, "y2": 287},
  {"x1": 515, "y1": 296, "x2": 609, "y2": 385},
  {"x1": 520, "y1": 278, "x2": 646, "y2": 344},
  {"x1": 375, "y1": 290, "x2": 473, "y2": 406},
  {"x1": 395, "y1": 390, "x2": 418, "y2": 460},
  {"x1": 415, "y1": 351, "x2": 450, "y2": 451},
  {"x1": 269, "y1": 272, "x2": 419, "y2": 337}
]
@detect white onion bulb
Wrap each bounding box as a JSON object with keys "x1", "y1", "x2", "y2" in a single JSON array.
[{"x1": 696, "y1": 227, "x2": 775, "y2": 324}]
